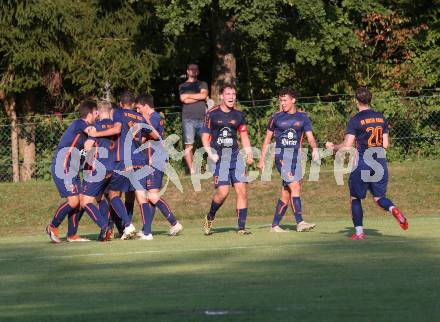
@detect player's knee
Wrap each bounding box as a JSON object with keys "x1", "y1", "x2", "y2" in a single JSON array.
[
  {"x1": 350, "y1": 197, "x2": 362, "y2": 204},
  {"x1": 236, "y1": 188, "x2": 247, "y2": 200},
  {"x1": 215, "y1": 189, "x2": 229, "y2": 201}
]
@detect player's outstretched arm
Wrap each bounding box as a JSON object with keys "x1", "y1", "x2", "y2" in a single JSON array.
[
  {"x1": 305, "y1": 131, "x2": 319, "y2": 161},
  {"x1": 258, "y1": 130, "x2": 273, "y2": 170},
  {"x1": 87, "y1": 122, "x2": 122, "y2": 138},
  {"x1": 326, "y1": 134, "x2": 355, "y2": 152}
]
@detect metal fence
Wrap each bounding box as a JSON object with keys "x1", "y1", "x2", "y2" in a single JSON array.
[{"x1": 0, "y1": 94, "x2": 439, "y2": 182}]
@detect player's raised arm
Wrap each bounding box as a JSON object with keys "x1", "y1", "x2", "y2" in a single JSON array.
[{"x1": 87, "y1": 122, "x2": 121, "y2": 138}]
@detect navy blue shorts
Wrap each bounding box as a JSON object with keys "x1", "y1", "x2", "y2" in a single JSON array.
[
  {"x1": 146, "y1": 167, "x2": 164, "y2": 190},
  {"x1": 109, "y1": 163, "x2": 148, "y2": 192},
  {"x1": 349, "y1": 159, "x2": 388, "y2": 199},
  {"x1": 51, "y1": 162, "x2": 81, "y2": 198},
  {"x1": 210, "y1": 158, "x2": 247, "y2": 188},
  {"x1": 81, "y1": 172, "x2": 112, "y2": 197},
  {"x1": 275, "y1": 154, "x2": 302, "y2": 187}
]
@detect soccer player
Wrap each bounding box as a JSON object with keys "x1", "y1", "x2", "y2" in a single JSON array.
[
  {"x1": 258, "y1": 88, "x2": 318, "y2": 233},
  {"x1": 46, "y1": 101, "x2": 98, "y2": 243},
  {"x1": 326, "y1": 87, "x2": 408, "y2": 240},
  {"x1": 201, "y1": 84, "x2": 254, "y2": 235},
  {"x1": 80, "y1": 101, "x2": 119, "y2": 241},
  {"x1": 135, "y1": 94, "x2": 184, "y2": 239},
  {"x1": 89, "y1": 92, "x2": 156, "y2": 240}
]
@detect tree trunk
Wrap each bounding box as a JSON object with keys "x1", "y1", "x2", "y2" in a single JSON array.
[
  {"x1": 4, "y1": 95, "x2": 20, "y2": 182},
  {"x1": 18, "y1": 92, "x2": 36, "y2": 181},
  {"x1": 211, "y1": 16, "x2": 236, "y2": 104}
]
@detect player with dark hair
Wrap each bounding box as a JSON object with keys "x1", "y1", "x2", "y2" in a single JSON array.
[
  {"x1": 135, "y1": 93, "x2": 184, "y2": 239},
  {"x1": 258, "y1": 88, "x2": 318, "y2": 232},
  {"x1": 326, "y1": 87, "x2": 408, "y2": 240},
  {"x1": 201, "y1": 84, "x2": 254, "y2": 235},
  {"x1": 46, "y1": 101, "x2": 99, "y2": 243}
]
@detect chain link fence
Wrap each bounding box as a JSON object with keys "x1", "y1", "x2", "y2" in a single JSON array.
[{"x1": 0, "y1": 94, "x2": 439, "y2": 182}]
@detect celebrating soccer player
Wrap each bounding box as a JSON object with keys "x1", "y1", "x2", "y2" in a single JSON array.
[
  {"x1": 46, "y1": 101, "x2": 99, "y2": 243},
  {"x1": 258, "y1": 88, "x2": 318, "y2": 233},
  {"x1": 135, "y1": 94, "x2": 184, "y2": 239},
  {"x1": 88, "y1": 92, "x2": 156, "y2": 240},
  {"x1": 326, "y1": 87, "x2": 409, "y2": 240},
  {"x1": 80, "y1": 101, "x2": 119, "y2": 242},
  {"x1": 201, "y1": 84, "x2": 253, "y2": 235}
]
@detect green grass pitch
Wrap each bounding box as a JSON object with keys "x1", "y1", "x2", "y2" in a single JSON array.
[
  {"x1": 0, "y1": 218, "x2": 439, "y2": 321},
  {"x1": 0, "y1": 160, "x2": 439, "y2": 321}
]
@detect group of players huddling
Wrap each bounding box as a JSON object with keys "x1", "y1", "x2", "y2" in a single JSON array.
[{"x1": 46, "y1": 85, "x2": 408, "y2": 243}]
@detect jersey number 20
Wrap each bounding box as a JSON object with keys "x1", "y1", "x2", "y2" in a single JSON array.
[{"x1": 366, "y1": 126, "x2": 383, "y2": 147}]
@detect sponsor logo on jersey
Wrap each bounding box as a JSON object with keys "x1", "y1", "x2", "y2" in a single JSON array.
[
  {"x1": 281, "y1": 128, "x2": 298, "y2": 146},
  {"x1": 217, "y1": 127, "x2": 234, "y2": 146}
]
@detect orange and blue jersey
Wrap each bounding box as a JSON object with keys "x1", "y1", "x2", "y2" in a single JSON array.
[
  {"x1": 200, "y1": 105, "x2": 247, "y2": 162},
  {"x1": 54, "y1": 118, "x2": 89, "y2": 173},
  {"x1": 346, "y1": 109, "x2": 389, "y2": 157},
  {"x1": 51, "y1": 118, "x2": 89, "y2": 197},
  {"x1": 113, "y1": 107, "x2": 152, "y2": 168},
  {"x1": 145, "y1": 111, "x2": 167, "y2": 190},
  {"x1": 267, "y1": 111, "x2": 312, "y2": 153},
  {"x1": 346, "y1": 109, "x2": 390, "y2": 199},
  {"x1": 145, "y1": 111, "x2": 167, "y2": 166},
  {"x1": 149, "y1": 111, "x2": 164, "y2": 138},
  {"x1": 201, "y1": 105, "x2": 248, "y2": 186},
  {"x1": 268, "y1": 111, "x2": 312, "y2": 186},
  {"x1": 85, "y1": 118, "x2": 117, "y2": 173}
]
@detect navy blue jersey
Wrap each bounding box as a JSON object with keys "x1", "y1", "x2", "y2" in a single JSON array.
[
  {"x1": 267, "y1": 111, "x2": 312, "y2": 151},
  {"x1": 113, "y1": 107, "x2": 151, "y2": 167},
  {"x1": 145, "y1": 111, "x2": 167, "y2": 167},
  {"x1": 54, "y1": 119, "x2": 89, "y2": 173},
  {"x1": 201, "y1": 105, "x2": 247, "y2": 156},
  {"x1": 149, "y1": 111, "x2": 164, "y2": 138},
  {"x1": 86, "y1": 119, "x2": 117, "y2": 172},
  {"x1": 346, "y1": 109, "x2": 389, "y2": 155}
]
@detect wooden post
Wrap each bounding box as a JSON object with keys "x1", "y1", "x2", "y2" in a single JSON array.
[{"x1": 4, "y1": 95, "x2": 20, "y2": 182}]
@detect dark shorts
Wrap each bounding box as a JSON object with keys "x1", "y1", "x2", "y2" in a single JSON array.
[
  {"x1": 275, "y1": 154, "x2": 302, "y2": 187},
  {"x1": 146, "y1": 167, "x2": 164, "y2": 190},
  {"x1": 109, "y1": 163, "x2": 148, "y2": 192},
  {"x1": 210, "y1": 158, "x2": 247, "y2": 188},
  {"x1": 349, "y1": 159, "x2": 388, "y2": 199},
  {"x1": 81, "y1": 172, "x2": 112, "y2": 197},
  {"x1": 51, "y1": 162, "x2": 81, "y2": 198}
]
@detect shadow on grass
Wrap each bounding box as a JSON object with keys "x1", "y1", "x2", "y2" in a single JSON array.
[
  {"x1": 1, "y1": 228, "x2": 439, "y2": 322},
  {"x1": 336, "y1": 226, "x2": 384, "y2": 237},
  {"x1": 211, "y1": 227, "x2": 239, "y2": 234}
]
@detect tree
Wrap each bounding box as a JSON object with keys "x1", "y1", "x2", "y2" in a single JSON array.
[{"x1": 0, "y1": 1, "x2": 88, "y2": 180}]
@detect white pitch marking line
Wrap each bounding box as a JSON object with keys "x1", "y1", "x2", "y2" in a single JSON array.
[{"x1": 0, "y1": 238, "x2": 432, "y2": 262}]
